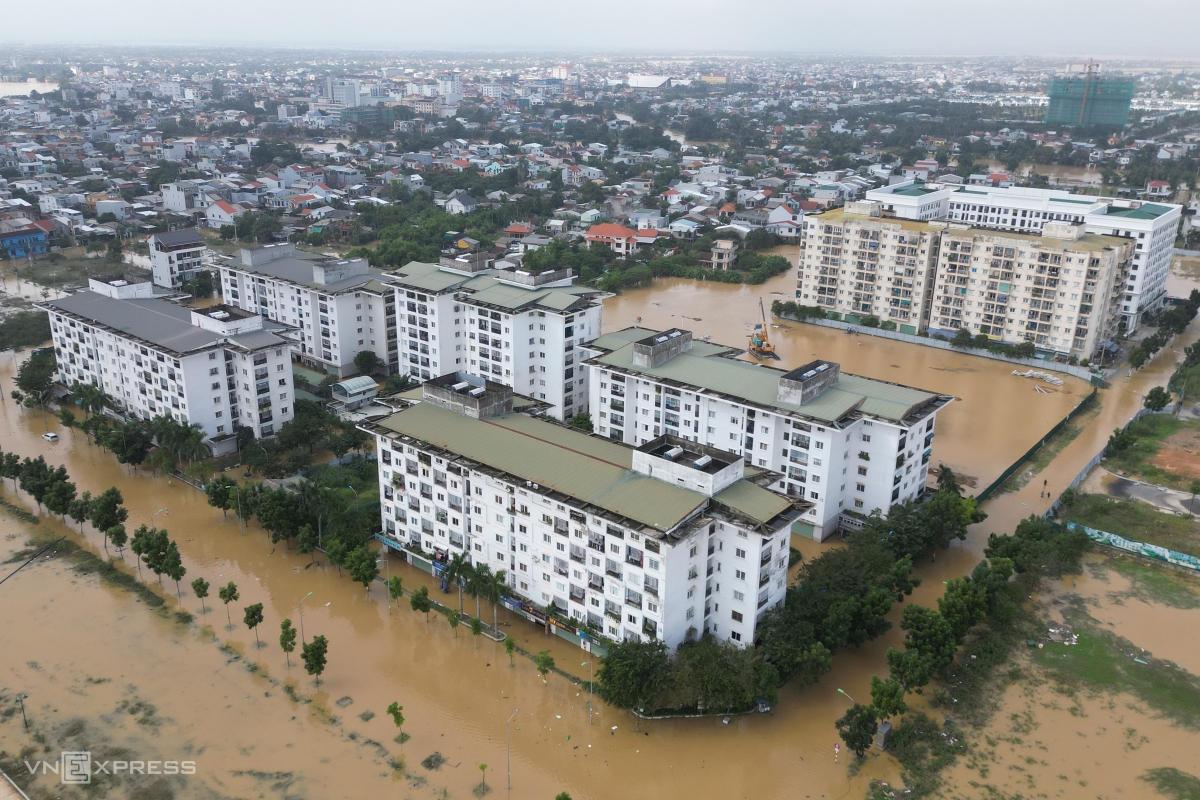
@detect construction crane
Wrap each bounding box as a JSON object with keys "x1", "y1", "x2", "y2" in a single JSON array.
[
  {"x1": 1064, "y1": 59, "x2": 1101, "y2": 125},
  {"x1": 748, "y1": 298, "x2": 778, "y2": 360}
]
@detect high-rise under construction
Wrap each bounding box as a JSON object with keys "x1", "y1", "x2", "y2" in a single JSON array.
[{"x1": 1044, "y1": 67, "x2": 1134, "y2": 126}]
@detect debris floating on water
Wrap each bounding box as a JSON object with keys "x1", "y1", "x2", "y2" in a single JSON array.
[{"x1": 1012, "y1": 369, "x2": 1064, "y2": 386}]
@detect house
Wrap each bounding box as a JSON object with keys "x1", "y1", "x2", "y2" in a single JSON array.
[
  {"x1": 698, "y1": 238, "x2": 739, "y2": 270},
  {"x1": 765, "y1": 204, "x2": 803, "y2": 238},
  {"x1": 0, "y1": 226, "x2": 48, "y2": 259},
  {"x1": 584, "y1": 222, "x2": 638, "y2": 255},
  {"x1": 1146, "y1": 180, "x2": 1172, "y2": 199},
  {"x1": 205, "y1": 200, "x2": 242, "y2": 229},
  {"x1": 445, "y1": 192, "x2": 479, "y2": 216}
]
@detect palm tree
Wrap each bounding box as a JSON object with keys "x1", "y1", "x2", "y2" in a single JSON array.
[
  {"x1": 444, "y1": 553, "x2": 471, "y2": 614},
  {"x1": 464, "y1": 562, "x2": 483, "y2": 621},
  {"x1": 474, "y1": 565, "x2": 508, "y2": 636}
]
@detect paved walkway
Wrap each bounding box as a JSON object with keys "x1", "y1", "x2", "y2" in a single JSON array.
[{"x1": 1080, "y1": 465, "x2": 1200, "y2": 516}]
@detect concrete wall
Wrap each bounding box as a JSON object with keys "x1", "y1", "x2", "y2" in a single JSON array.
[{"x1": 779, "y1": 315, "x2": 1100, "y2": 381}]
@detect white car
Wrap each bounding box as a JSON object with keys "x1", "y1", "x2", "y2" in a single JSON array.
[{"x1": 42, "y1": 432, "x2": 59, "y2": 442}]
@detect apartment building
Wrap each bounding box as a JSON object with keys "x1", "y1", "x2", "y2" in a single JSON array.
[
  {"x1": 363, "y1": 374, "x2": 806, "y2": 649},
  {"x1": 386, "y1": 257, "x2": 604, "y2": 421},
  {"x1": 796, "y1": 202, "x2": 940, "y2": 331},
  {"x1": 867, "y1": 180, "x2": 1181, "y2": 330},
  {"x1": 218, "y1": 243, "x2": 398, "y2": 377},
  {"x1": 148, "y1": 229, "x2": 208, "y2": 291},
  {"x1": 929, "y1": 222, "x2": 1133, "y2": 357},
  {"x1": 39, "y1": 277, "x2": 294, "y2": 449},
  {"x1": 583, "y1": 328, "x2": 948, "y2": 542}
]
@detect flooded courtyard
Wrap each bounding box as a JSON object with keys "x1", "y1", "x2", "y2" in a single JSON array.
[{"x1": 3, "y1": 255, "x2": 1200, "y2": 799}]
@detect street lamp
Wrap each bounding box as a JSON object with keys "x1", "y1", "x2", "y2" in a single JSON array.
[
  {"x1": 152, "y1": 508, "x2": 169, "y2": 521},
  {"x1": 506, "y1": 707, "x2": 519, "y2": 790},
  {"x1": 837, "y1": 688, "x2": 857, "y2": 706},
  {"x1": 582, "y1": 661, "x2": 593, "y2": 724},
  {"x1": 298, "y1": 591, "x2": 313, "y2": 644},
  {"x1": 235, "y1": 486, "x2": 244, "y2": 535},
  {"x1": 347, "y1": 484, "x2": 360, "y2": 511}
]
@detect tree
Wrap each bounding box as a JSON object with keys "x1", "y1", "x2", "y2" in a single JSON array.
[
  {"x1": 345, "y1": 545, "x2": 379, "y2": 597},
  {"x1": 280, "y1": 618, "x2": 297, "y2": 667},
  {"x1": 447, "y1": 609, "x2": 461, "y2": 637},
  {"x1": 567, "y1": 412, "x2": 594, "y2": 432},
  {"x1": 108, "y1": 524, "x2": 127, "y2": 554},
  {"x1": 88, "y1": 487, "x2": 127, "y2": 537},
  {"x1": 835, "y1": 703, "x2": 879, "y2": 758},
  {"x1": 257, "y1": 487, "x2": 302, "y2": 548},
  {"x1": 951, "y1": 327, "x2": 974, "y2": 349},
  {"x1": 58, "y1": 407, "x2": 77, "y2": 435},
  {"x1": 470, "y1": 616, "x2": 483, "y2": 641},
  {"x1": 899, "y1": 604, "x2": 958, "y2": 674},
  {"x1": 410, "y1": 585, "x2": 432, "y2": 621},
  {"x1": 936, "y1": 465, "x2": 962, "y2": 496},
  {"x1": 444, "y1": 552, "x2": 471, "y2": 612},
  {"x1": 869, "y1": 675, "x2": 907, "y2": 719},
  {"x1": 1144, "y1": 386, "x2": 1171, "y2": 412},
  {"x1": 477, "y1": 763, "x2": 488, "y2": 793},
  {"x1": 298, "y1": 524, "x2": 318, "y2": 563},
  {"x1": 244, "y1": 602, "x2": 265, "y2": 647},
  {"x1": 504, "y1": 634, "x2": 516, "y2": 667},
  {"x1": 18, "y1": 456, "x2": 54, "y2": 512},
  {"x1": 129, "y1": 525, "x2": 149, "y2": 578},
  {"x1": 192, "y1": 577, "x2": 210, "y2": 617},
  {"x1": 142, "y1": 528, "x2": 171, "y2": 587},
  {"x1": 885, "y1": 647, "x2": 934, "y2": 692},
  {"x1": 218, "y1": 581, "x2": 240, "y2": 629},
  {"x1": 597, "y1": 638, "x2": 669, "y2": 711},
  {"x1": 353, "y1": 350, "x2": 382, "y2": 376},
  {"x1": 937, "y1": 577, "x2": 986, "y2": 641},
  {"x1": 205, "y1": 474, "x2": 237, "y2": 517},
  {"x1": 387, "y1": 701, "x2": 405, "y2": 743},
  {"x1": 325, "y1": 537, "x2": 349, "y2": 576},
  {"x1": 1107, "y1": 426, "x2": 1136, "y2": 455},
  {"x1": 1129, "y1": 346, "x2": 1148, "y2": 370},
  {"x1": 301, "y1": 634, "x2": 329, "y2": 685},
  {"x1": 1, "y1": 452, "x2": 21, "y2": 491},
  {"x1": 388, "y1": 575, "x2": 404, "y2": 609},
  {"x1": 44, "y1": 477, "x2": 77, "y2": 519},
  {"x1": 474, "y1": 565, "x2": 507, "y2": 634},
  {"x1": 163, "y1": 540, "x2": 186, "y2": 599},
  {"x1": 67, "y1": 490, "x2": 93, "y2": 534},
  {"x1": 536, "y1": 651, "x2": 555, "y2": 683}
]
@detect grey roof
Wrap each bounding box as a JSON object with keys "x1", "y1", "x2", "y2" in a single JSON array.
[
  {"x1": 388, "y1": 261, "x2": 600, "y2": 312},
  {"x1": 150, "y1": 229, "x2": 206, "y2": 247},
  {"x1": 45, "y1": 291, "x2": 287, "y2": 356},
  {"x1": 231, "y1": 256, "x2": 385, "y2": 293}
]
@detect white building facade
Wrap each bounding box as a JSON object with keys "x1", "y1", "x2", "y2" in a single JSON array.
[
  {"x1": 364, "y1": 375, "x2": 805, "y2": 650},
  {"x1": 148, "y1": 229, "x2": 208, "y2": 291},
  {"x1": 40, "y1": 278, "x2": 294, "y2": 446},
  {"x1": 583, "y1": 329, "x2": 947, "y2": 542},
  {"x1": 218, "y1": 243, "x2": 398, "y2": 377}
]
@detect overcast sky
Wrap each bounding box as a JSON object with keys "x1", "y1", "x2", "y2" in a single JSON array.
[{"x1": 4, "y1": 0, "x2": 1199, "y2": 58}]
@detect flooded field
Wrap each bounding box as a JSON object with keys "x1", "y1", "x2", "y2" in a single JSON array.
[{"x1": 3, "y1": 257, "x2": 1200, "y2": 799}]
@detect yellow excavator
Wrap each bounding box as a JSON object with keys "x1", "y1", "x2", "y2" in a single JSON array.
[{"x1": 749, "y1": 298, "x2": 778, "y2": 360}]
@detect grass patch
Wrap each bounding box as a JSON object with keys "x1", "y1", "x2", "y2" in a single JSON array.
[
  {"x1": 994, "y1": 394, "x2": 1100, "y2": 495},
  {"x1": 0, "y1": 496, "x2": 40, "y2": 526},
  {"x1": 394, "y1": 732, "x2": 410, "y2": 745},
  {"x1": 11, "y1": 252, "x2": 151, "y2": 290},
  {"x1": 359, "y1": 710, "x2": 375, "y2": 722},
  {"x1": 1106, "y1": 414, "x2": 1200, "y2": 491},
  {"x1": 1059, "y1": 493, "x2": 1200, "y2": 558},
  {"x1": 870, "y1": 712, "x2": 967, "y2": 799},
  {"x1": 421, "y1": 752, "x2": 445, "y2": 771},
  {"x1": 1106, "y1": 557, "x2": 1200, "y2": 609},
  {"x1": 1033, "y1": 617, "x2": 1200, "y2": 730},
  {"x1": 1142, "y1": 767, "x2": 1200, "y2": 799}
]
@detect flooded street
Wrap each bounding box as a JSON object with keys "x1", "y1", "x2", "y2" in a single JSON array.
[{"x1": 3, "y1": 251, "x2": 1200, "y2": 799}]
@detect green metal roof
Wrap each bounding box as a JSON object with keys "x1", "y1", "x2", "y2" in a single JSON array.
[
  {"x1": 388, "y1": 261, "x2": 474, "y2": 293},
  {"x1": 378, "y1": 402, "x2": 709, "y2": 531},
  {"x1": 1104, "y1": 203, "x2": 1173, "y2": 220},
  {"x1": 588, "y1": 327, "x2": 657, "y2": 351},
  {"x1": 713, "y1": 480, "x2": 792, "y2": 526},
  {"x1": 592, "y1": 330, "x2": 938, "y2": 424}
]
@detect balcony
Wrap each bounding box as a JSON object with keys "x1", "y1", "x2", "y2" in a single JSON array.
[
  {"x1": 570, "y1": 586, "x2": 586, "y2": 604},
  {"x1": 436, "y1": 510, "x2": 448, "y2": 524},
  {"x1": 588, "y1": 573, "x2": 604, "y2": 591},
  {"x1": 604, "y1": 603, "x2": 621, "y2": 622},
  {"x1": 759, "y1": 572, "x2": 771, "y2": 587},
  {"x1": 258, "y1": 412, "x2": 273, "y2": 424},
  {"x1": 625, "y1": 590, "x2": 643, "y2": 610},
  {"x1": 588, "y1": 536, "x2": 605, "y2": 553},
  {"x1": 643, "y1": 579, "x2": 659, "y2": 597},
  {"x1": 569, "y1": 545, "x2": 587, "y2": 564},
  {"x1": 605, "y1": 560, "x2": 623, "y2": 580}
]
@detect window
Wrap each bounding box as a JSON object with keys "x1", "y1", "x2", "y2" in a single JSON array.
[
  {"x1": 687, "y1": 588, "x2": 695, "y2": 599},
  {"x1": 858, "y1": 466, "x2": 867, "y2": 476},
  {"x1": 735, "y1": 548, "x2": 746, "y2": 558},
  {"x1": 733, "y1": 590, "x2": 744, "y2": 601},
  {"x1": 735, "y1": 569, "x2": 746, "y2": 580},
  {"x1": 686, "y1": 607, "x2": 695, "y2": 620},
  {"x1": 731, "y1": 610, "x2": 743, "y2": 622},
  {"x1": 730, "y1": 631, "x2": 742, "y2": 642}
]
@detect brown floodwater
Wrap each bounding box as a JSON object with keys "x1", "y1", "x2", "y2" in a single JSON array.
[{"x1": 2, "y1": 254, "x2": 1199, "y2": 799}]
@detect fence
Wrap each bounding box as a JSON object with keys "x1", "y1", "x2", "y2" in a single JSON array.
[
  {"x1": 1066, "y1": 521, "x2": 1200, "y2": 573},
  {"x1": 975, "y1": 388, "x2": 1099, "y2": 502},
  {"x1": 776, "y1": 313, "x2": 1102, "y2": 382}
]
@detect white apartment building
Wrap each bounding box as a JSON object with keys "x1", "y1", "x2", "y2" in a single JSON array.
[
  {"x1": 584, "y1": 329, "x2": 948, "y2": 542},
  {"x1": 386, "y1": 257, "x2": 604, "y2": 421},
  {"x1": 929, "y1": 222, "x2": 1133, "y2": 357},
  {"x1": 364, "y1": 374, "x2": 805, "y2": 649},
  {"x1": 867, "y1": 180, "x2": 1181, "y2": 330},
  {"x1": 148, "y1": 229, "x2": 208, "y2": 290},
  {"x1": 39, "y1": 277, "x2": 295, "y2": 449},
  {"x1": 796, "y1": 202, "x2": 940, "y2": 331},
  {"x1": 218, "y1": 243, "x2": 398, "y2": 377}
]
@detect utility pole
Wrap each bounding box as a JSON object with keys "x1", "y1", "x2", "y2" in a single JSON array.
[{"x1": 506, "y1": 708, "x2": 519, "y2": 790}]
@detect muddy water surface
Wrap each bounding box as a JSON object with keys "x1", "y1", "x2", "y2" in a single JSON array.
[{"x1": 3, "y1": 258, "x2": 1200, "y2": 799}]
